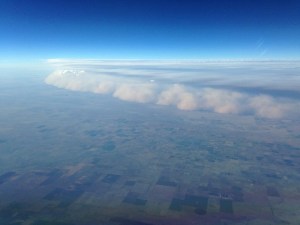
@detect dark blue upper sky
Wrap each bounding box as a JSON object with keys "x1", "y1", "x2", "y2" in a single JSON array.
[{"x1": 1, "y1": 0, "x2": 300, "y2": 61}]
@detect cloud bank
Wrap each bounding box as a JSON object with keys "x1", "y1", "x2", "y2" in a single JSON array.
[{"x1": 45, "y1": 63, "x2": 299, "y2": 119}]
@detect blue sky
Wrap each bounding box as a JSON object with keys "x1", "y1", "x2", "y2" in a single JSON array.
[{"x1": 1, "y1": 0, "x2": 300, "y2": 61}]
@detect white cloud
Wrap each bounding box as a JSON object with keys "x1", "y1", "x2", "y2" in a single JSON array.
[
  {"x1": 92, "y1": 81, "x2": 115, "y2": 94},
  {"x1": 45, "y1": 64, "x2": 300, "y2": 119},
  {"x1": 113, "y1": 83, "x2": 156, "y2": 103},
  {"x1": 199, "y1": 88, "x2": 246, "y2": 114},
  {"x1": 249, "y1": 95, "x2": 290, "y2": 119},
  {"x1": 157, "y1": 84, "x2": 198, "y2": 110}
]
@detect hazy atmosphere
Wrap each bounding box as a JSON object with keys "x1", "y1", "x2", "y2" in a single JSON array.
[{"x1": 0, "y1": 1, "x2": 300, "y2": 225}]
